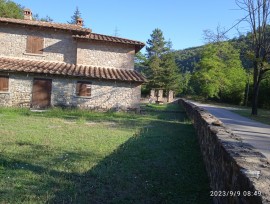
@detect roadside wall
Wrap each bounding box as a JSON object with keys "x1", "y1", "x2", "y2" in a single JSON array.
[{"x1": 179, "y1": 99, "x2": 270, "y2": 204}]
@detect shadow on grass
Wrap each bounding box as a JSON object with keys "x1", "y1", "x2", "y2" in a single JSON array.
[{"x1": 0, "y1": 106, "x2": 210, "y2": 203}]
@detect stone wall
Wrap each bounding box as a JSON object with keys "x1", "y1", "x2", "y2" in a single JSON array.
[
  {"x1": 0, "y1": 72, "x2": 141, "y2": 110},
  {"x1": 0, "y1": 25, "x2": 77, "y2": 64},
  {"x1": 76, "y1": 41, "x2": 135, "y2": 69},
  {"x1": 179, "y1": 99, "x2": 270, "y2": 204}
]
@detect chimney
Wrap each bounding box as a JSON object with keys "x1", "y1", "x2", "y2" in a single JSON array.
[
  {"x1": 24, "y1": 8, "x2": 32, "y2": 20},
  {"x1": 76, "y1": 18, "x2": 83, "y2": 27}
]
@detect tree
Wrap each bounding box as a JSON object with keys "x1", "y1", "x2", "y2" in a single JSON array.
[
  {"x1": 236, "y1": 0, "x2": 270, "y2": 115},
  {"x1": 146, "y1": 28, "x2": 168, "y2": 58},
  {"x1": 144, "y1": 29, "x2": 182, "y2": 94},
  {"x1": 68, "y1": 6, "x2": 83, "y2": 25},
  {"x1": 193, "y1": 42, "x2": 247, "y2": 104},
  {"x1": 33, "y1": 14, "x2": 53, "y2": 22},
  {"x1": 0, "y1": 0, "x2": 23, "y2": 19}
]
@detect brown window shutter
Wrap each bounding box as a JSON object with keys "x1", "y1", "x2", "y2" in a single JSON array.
[
  {"x1": 26, "y1": 36, "x2": 44, "y2": 54},
  {"x1": 0, "y1": 76, "x2": 9, "y2": 92},
  {"x1": 76, "y1": 81, "x2": 91, "y2": 96},
  {"x1": 26, "y1": 36, "x2": 33, "y2": 53}
]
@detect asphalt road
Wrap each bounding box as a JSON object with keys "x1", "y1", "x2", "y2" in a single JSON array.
[{"x1": 191, "y1": 101, "x2": 270, "y2": 161}]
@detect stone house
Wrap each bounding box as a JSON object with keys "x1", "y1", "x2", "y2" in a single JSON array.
[{"x1": 0, "y1": 9, "x2": 146, "y2": 110}]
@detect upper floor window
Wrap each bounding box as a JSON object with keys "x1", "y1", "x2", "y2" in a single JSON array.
[
  {"x1": 26, "y1": 36, "x2": 44, "y2": 54},
  {"x1": 76, "y1": 81, "x2": 91, "y2": 97},
  {"x1": 0, "y1": 76, "x2": 9, "y2": 92}
]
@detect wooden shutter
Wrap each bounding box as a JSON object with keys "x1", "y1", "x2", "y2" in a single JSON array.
[
  {"x1": 0, "y1": 76, "x2": 9, "y2": 92},
  {"x1": 76, "y1": 81, "x2": 91, "y2": 96},
  {"x1": 26, "y1": 36, "x2": 44, "y2": 54}
]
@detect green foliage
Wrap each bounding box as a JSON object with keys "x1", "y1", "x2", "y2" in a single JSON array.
[
  {"x1": 258, "y1": 73, "x2": 270, "y2": 109},
  {"x1": 191, "y1": 42, "x2": 247, "y2": 104},
  {"x1": 141, "y1": 29, "x2": 183, "y2": 94},
  {"x1": 146, "y1": 28, "x2": 169, "y2": 58},
  {"x1": 68, "y1": 6, "x2": 82, "y2": 25},
  {"x1": 174, "y1": 46, "x2": 203, "y2": 73},
  {"x1": 32, "y1": 14, "x2": 53, "y2": 22},
  {"x1": 0, "y1": 0, "x2": 23, "y2": 19}
]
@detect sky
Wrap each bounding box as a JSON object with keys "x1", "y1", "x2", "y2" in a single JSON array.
[{"x1": 14, "y1": 0, "x2": 250, "y2": 51}]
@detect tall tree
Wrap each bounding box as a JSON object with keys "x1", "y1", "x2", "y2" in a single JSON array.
[
  {"x1": 145, "y1": 28, "x2": 182, "y2": 94},
  {"x1": 146, "y1": 28, "x2": 168, "y2": 58},
  {"x1": 236, "y1": 0, "x2": 270, "y2": 115},
  {"x1": 193, "y1": 42, "x2": 247, "y2": 104},
  {"x1": 0, "y1": 0, "x2": 23, "y2": 19},
  {"x1": 68, "y1": 6, "x2": 83, "y2": 25}
]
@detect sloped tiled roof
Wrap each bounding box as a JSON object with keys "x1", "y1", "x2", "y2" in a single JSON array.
[
  {"x1": 73, "y1": 33, "x2": 145, "y2": 52},
  {"x1": 0, "y1": 17, "x2": 91, "y2": 33},
  {"x1": 0, "y1": 57, "x2": 146, "y2": 83}
]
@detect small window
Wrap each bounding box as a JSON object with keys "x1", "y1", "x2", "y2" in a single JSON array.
[
  {"x1": 0, "y1": 76, "x2": 9, "y2": 92},
  {"x1": 26, "y1": 36, "x2": 44, "y2": 54},
  {"x1": 76, "y1": 81, "x2": 91, "y2": 97}
]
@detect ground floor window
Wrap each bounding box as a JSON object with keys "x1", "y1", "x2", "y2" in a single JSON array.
[
  {"x1": 76, "y1": 81, "x2": 91, "y2": 97},
  {"x1": 0, "y1": 76, "x2": 9, "y2": 92}
]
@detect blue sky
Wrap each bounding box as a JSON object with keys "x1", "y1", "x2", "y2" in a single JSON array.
[{"x1": 14, "y1": 0, "x2": 250, "y2": 51}]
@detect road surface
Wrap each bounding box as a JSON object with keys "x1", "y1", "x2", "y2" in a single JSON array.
[{"x1": 191, "y1": 101, "x2": 270, "y2": 161}]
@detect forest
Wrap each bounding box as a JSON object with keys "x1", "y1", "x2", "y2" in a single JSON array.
[{"x1": 136, "y1": 25, "x2": 270, "y2": 111}]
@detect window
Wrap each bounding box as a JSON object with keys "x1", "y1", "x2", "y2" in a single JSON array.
[
  {"x1": 76, "y1": 81, "x2": 91, "y2": 97},
  {"x1": 0, "y1": 76, "x2": 9, "y2": 92},
  {"x1": 26, "y1": 36, "x2": 44, "y2": 54}
]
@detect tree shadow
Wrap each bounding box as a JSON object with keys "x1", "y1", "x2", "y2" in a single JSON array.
[{"x1": 0, "y1": 110, "x2": 210, "y2": 203}]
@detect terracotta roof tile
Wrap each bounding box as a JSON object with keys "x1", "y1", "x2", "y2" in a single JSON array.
[
  {"x1": 73, "y1": 33, "x2": 145, "y2": 53},
  {"x1": 0, "y1": 57, "x2": 146, "y2": 83},
  {"x1": 0, "y1": 17, "x2": 91, "y2": 33}
]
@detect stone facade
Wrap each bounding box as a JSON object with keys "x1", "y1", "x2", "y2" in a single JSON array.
[
  {"x1": 76, "y1": 41, "x2": 135, "y2": 69},
  {"x1": 0, "y1": 25, "x2": 77, "y2": 64},
  {"x1": 0, "y1": 73, "x2": 141, "y2": 110},
  {"x1": 179, "y1": 99, "x2": 270, "y2": 204}
]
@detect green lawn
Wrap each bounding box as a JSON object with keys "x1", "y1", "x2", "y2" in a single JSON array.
[
  {"x1": 232, "y1": 108, "x2": 270, "y2": 125},
  {"x1": 0, "y1": 105, "x2": 210, "y2": 203}
]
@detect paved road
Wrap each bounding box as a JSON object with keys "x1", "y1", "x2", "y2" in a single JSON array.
[{"x1": 190, "y1": 101, "x2": 270, "y2": 161}]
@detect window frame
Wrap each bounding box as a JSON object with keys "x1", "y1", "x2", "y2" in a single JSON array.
[
  {"x1": 0, "y1": 75, "x2": 9, "y2": 93},
  {"x1": 76, "y1": 81, "x2": 92, "y2": 97}
]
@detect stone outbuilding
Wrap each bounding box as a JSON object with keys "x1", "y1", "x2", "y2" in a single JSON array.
[{"x1": 0, "y1": 9, "x2": 146, "y2": 110}]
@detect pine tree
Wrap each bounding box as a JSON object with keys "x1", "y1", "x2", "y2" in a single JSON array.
[
  {"x1": 68, "y1": 6, "x2": 83, "y2": 25},
  {"x1": 146, "y1": 28, "x2": 168, "y2": 58},
  {"x1": 145, "y1": 28, "x2": 182, "y2": 94}
]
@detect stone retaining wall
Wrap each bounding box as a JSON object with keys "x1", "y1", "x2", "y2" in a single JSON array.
[{"x1": 179, "y1": 99, "x2": 270, "y2": 204}]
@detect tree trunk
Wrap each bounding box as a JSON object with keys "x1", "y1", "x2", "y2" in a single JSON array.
[
  {"x1": 251, "y1": 60, "x2": 259, "y2": 115},
  {"x1": 251, "y1": 82, "x2": 259, "y2": 115}
]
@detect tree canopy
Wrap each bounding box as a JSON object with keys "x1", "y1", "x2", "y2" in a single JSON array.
[
  {"x1": 191, "y1": 42, "x2": 247, "y2": 104},
  {"x1": 0, "y1": 0, "x2": 23, "y2": 19},
  {"x1": 68, "y1": 6, "x2": 83, "y2": 25}
]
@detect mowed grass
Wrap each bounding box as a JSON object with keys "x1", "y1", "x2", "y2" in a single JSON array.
[
  {"x1": 232, "y1": 108, "x2": 270, "y2": 125},
  {"x1": 0, "y1": 105, "x2": 210, "y2": 203}
]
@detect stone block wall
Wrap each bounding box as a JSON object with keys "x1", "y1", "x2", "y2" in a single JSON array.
[
  {"x1": 52, "y1": 77, "x2": 141, "y2": 110},
  {"x1": 76, "y1": 41, "x2": 135, "y2": 69},
  {"x1": 0, "y1": 25, "x2": 77, "y2": 64},
  {"x1": 0, "y1": 73, "x2": 141, "y2": 110},
  {"x1": 179, "y1": 99, "x2": 270, "y2": 204},
  {"x1": 0, "y1": 74, "x2": 32, "y2": 107}
]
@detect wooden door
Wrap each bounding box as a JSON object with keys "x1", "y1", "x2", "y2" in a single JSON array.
[{"x1": 31, "y1": 78, "x2": 52, "y2": 109}]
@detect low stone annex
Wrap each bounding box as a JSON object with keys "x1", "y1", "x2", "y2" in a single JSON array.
[{"x1": 0, "y1": 9, "x2": 146, "y2": 110}]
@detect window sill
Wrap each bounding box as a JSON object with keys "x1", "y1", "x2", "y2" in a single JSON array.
[
  {"x1": 0, "y1": 91, "x2": 10, "y2": 94},
  {"x1": 23, "y1": 52, "x2": 46, "y2": 57}
]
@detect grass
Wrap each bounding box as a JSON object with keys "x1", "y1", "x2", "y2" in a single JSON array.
[
  {"x1": 232, "y1": 108, "x2": 270, "y2": 125},
  {"x1": 0, "y1": 105, "x2": 210, "y2": 203}
]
